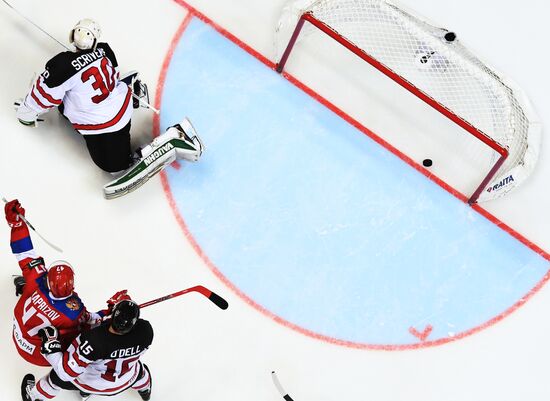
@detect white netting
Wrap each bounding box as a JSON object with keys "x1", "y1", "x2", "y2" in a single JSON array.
[{"x1": 275, "y1": 0, "x2": 541, "y2": 202}]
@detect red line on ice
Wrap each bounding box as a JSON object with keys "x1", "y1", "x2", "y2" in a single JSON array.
[{"x1": 154, "y1": 2, "x2": 550, "y2": 351}]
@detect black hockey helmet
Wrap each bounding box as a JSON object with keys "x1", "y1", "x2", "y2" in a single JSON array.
[{"x1": 111, "y1": 300, "x2": 140, "y2": 334}]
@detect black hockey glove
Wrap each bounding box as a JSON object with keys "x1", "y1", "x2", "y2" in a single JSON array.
[{"x1": 38, "y1": 326, "x2": 61, "y2": 355}]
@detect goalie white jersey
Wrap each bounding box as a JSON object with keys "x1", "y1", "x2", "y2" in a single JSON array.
[
  {"x1": 44, "y1": 319, "x2": 153, "y2": 395},
  {"x1": 23, "y1": 43, "x2": 133, "y2": 135}
]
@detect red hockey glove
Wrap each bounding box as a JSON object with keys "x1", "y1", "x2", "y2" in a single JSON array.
[
  {"x1": 38, "y1": 326, "x2": 61, "y2": 355},
  {"x1": 107, "y1": 290, "x2": 131, "y2": 310},
  {"x1": 4, "y1": 199, "x2": 25, "y2": 228}
]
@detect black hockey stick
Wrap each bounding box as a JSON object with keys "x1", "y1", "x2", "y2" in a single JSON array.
[
  {"x1": 272, "y1": 371, "x2": 295, "y2": 401},
  {"x1": 2, "y1": 197, "x2": 63, "y2": 253},
  {"x1": 139, "y1": 285, "x2": 228, "y2": 310}
]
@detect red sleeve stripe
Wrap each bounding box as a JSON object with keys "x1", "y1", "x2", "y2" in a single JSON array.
[
  {"x1": 36, "y1": 381, "x2": 55, "y2": 399},
  {"x1": 30, "y1": 89, "x2": 52, "y2": 110},
  {"x1": 35, "y1": 78, "x2": 62, "y2": 105},
  {"x1": 76, "y1": 376, "x2": 135, "y2": 393},
  {"x1": 133, "y1": 376, "x2": 151, "y2": 390},
  {"x1": 72, "y1": 86, "x2": 131, "y2": 131},
  {"x1": 62, "y1": 352, "x2": 80, "y2": 378}
]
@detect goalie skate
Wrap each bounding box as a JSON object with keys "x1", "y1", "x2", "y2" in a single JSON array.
[{"x1": 167, "y1": 117, "x2": 204, "y2": 162}]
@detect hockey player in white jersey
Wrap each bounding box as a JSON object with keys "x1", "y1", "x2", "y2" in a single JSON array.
[
  {"x1": 21, "y1": 297, "x2": 153, "y2": 401},
  {"x1": 16, "y1": 18, "x2": 204, "y2": 198}
]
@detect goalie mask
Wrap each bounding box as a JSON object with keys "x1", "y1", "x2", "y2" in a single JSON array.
[
  {"x1": 70, "y1": 18, "x2": 101, "y2": 51},
  {"x1": 47, "y1": 261, "x2": 74, "y2": 299},
  {"x1": 111, "y1": 300, "x2": 140, "y2": 334}
]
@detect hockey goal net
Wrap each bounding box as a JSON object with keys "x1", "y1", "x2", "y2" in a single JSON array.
[{"x1": 275, "y1": 0, "x2": 541, "y2": 203}]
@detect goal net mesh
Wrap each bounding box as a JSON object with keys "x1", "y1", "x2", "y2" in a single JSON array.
[{"x1": 275, "y1": 0, "x2": 541, "y2": 202}]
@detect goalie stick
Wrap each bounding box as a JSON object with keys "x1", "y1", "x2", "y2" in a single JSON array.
[
  {"x1": 1, "y1": 0, "x2": 159, "y2": 115},
  {"x1": 2, "y1": 197, "x2": 63, "y2": 253},
  {"x1": 271, "y1": 371, "x2": 295, "y2": 401}
]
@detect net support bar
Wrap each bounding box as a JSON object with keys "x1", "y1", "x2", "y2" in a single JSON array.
[{"x1": 276, "y1": 12, "x2": 509, "y2": 204}]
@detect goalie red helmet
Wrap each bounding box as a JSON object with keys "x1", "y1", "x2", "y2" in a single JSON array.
[{"x1": 47, "y1": 261, "x2": 74, "y2": 299}]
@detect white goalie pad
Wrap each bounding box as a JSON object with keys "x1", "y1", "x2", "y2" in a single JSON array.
[
  {"x1": 103, "y1": 117, "x2": 205, "y2": 200},
  {"x1": 103, "y1": 140, "x2": 177, "y2": 200}
]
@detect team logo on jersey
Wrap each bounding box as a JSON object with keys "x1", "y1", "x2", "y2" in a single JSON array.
[{"x1": 66, "y1": 297, "x2": 81, "y2": 311}]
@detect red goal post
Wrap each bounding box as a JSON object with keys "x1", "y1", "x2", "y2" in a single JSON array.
[{"x1": 275, "y1": 0, "x2": 541, "y2": 204}]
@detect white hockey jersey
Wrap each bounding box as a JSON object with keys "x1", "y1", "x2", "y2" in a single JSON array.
[
  {"x1": 45, "y1": 319, "x2": 153, "y2": 394},
  {"x1": 23, "y1": 43, "x2": 133, "y2": 135}
]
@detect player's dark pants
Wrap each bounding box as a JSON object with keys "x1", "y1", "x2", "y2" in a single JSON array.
[
  {"x1": 83, "y1": 122, "x2": 133, "y2": 173},
  {"x1": 58, "y1": 103, "x2": 133, "y2": 173}
]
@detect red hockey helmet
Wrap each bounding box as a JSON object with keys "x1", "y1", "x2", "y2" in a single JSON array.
[{"x1": 47, "y1": 261, "x2": 75, "y2": 299}]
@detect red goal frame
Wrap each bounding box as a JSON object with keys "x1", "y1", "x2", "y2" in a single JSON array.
[{"x1": 276, "y1": 12, "x2": 509, "y2": 204}]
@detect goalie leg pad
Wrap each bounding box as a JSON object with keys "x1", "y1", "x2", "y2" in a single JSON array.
[{"x1": 103, "y1": 138, "x2": 177, "y2": 200}]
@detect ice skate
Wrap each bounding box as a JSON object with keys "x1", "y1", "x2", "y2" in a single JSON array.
[
  {"x1": 20, "y1": 374, "x2": 34, "y2": 401},
  {"x1": 166, "y1": 117, "x2": 204, "y2": 162}
]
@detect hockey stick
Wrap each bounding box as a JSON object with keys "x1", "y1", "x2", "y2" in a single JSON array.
[
  {"x1": 139, "y1": 285, "x2": 229, "y2": 310},
  {"x1": 271, "y1": 371, "x2": 295, "y2": 401},
  {"x1": 2, "y1": 197, "x2": 63, "y2": 253},
  {"x1": 59, "y1": 285, "x2": 228, "y2": 336},
  {"x1": 1, "y1": 0, "x2": 159, "y2": 115},
  {"x1": 1, "y1": 0, "x2": 69, "y2": 50}
]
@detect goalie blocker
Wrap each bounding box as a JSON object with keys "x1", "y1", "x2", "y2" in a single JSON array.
[{"x1": 103, "y1": 118, "x2": 204, "y2": 199}]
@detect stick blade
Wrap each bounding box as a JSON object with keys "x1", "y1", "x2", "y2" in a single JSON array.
[{"x1": 209, "y1": 291, "x2": 229, "y2": 310}]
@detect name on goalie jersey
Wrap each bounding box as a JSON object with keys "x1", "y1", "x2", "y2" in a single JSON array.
[
  {"x1": 110, "y1": 345, "x2": 142, "y2": 358},
  {"x1": 71, "y1": 48, "x2": 106, "y2": 71},
  {"x1": 144, "y1": 143, "x2": 174, "y2": 166}
]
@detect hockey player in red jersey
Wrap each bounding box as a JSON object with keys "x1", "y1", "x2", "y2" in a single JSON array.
[
  {"x1": 21, "y1": 298, "x2": 154, "y2": 401},
  {"x1": 6, "y1": 199, "x2": 106, "y2": 366},
  {"x1": 15, "y1": 18, "x2": 204, "y2": 198}
]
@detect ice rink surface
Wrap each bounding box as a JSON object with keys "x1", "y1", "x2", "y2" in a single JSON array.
[{"x1": 1, "y1": 1, "x2": 550, "y2": 401}]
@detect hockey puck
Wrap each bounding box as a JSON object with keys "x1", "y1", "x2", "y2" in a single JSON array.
[
  {"x1": 444, "y1": 32, "x2": 456, "y2": 42},
  {"x1": 422, "y1": 159, "x2": 433, "y2": 167}
]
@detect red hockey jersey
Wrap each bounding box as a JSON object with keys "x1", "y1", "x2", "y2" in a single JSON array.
[{"x1": 10, "y1": 219, "x2": 101, "y2": 366}]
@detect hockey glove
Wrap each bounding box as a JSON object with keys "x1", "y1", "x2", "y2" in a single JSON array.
[
  {"x1": 38, "y1": 326, "x2": 61, "y2": 355},
  {"x1": 14, "y1": 100, "x2": 41, "y2": 127},
  {"x1": 5, "y1": 199, "x2": 25, "y2": 228},
  {"x1": 107, "y1": 290, "x2": 131, "y2": 310}
]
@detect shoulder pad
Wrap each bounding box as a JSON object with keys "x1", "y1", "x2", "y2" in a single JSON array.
[
  {"x1": 97, "y1": 42, "x2": 118, "y2": 68},
  {"x1": 42, "y1": 51, "x2": 80, "y2": 87}
]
